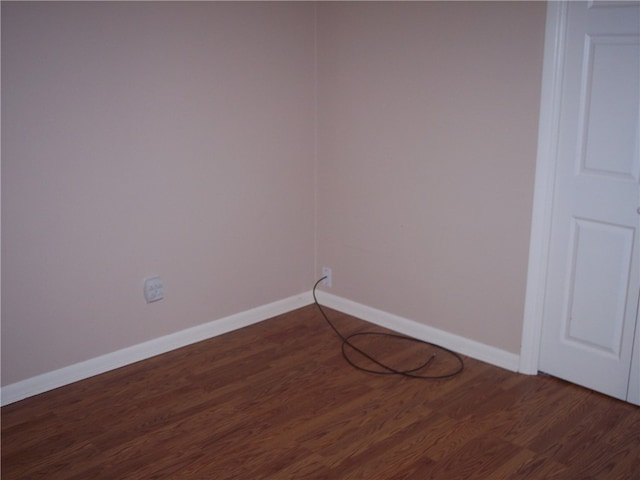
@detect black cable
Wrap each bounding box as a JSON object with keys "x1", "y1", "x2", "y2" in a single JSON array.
[{"x1": 313, "y1": 276, "x2": 464, "y2": 379}]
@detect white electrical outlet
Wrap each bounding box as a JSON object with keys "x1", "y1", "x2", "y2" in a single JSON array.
[
  {"x1": 322, "y1": 267, "x2": 332, "y2": 287},
  {"x1": 144, "y1": 276, "x2": 164, "y2": 303}
]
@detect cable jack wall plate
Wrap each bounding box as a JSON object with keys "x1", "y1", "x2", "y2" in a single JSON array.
[
  {"x1": 322, "y1": 267, "x2": 332, "y2": 287},
  {"x1": 144, "y1": 276, "x2": 164, "y2": 303}
]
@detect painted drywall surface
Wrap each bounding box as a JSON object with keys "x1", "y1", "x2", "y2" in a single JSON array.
[
  {"x1": 1, "y1": 2, "x2": 316, "y2": 385},
  {"x1": 3, "y1": 1, "x2": 546, "y2": 387},
  {"x1": 316, "y1": 2, "x2": 546, "y2": 354}
]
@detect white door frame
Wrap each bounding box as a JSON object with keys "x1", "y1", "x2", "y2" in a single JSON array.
[{"x1": 519, "y1": 2, "x2": 568, "y2": 374}]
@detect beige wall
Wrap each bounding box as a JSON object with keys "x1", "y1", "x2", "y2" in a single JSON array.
[
  {"x1": 2, "y1": 1, "x2": 547, "y2": 386},
  {"x1": 1, "y1": 2, "x2": 316, "y2": 385},
  {"x1": 316, "y1": 1, "x2": 546, "y2": 354}
]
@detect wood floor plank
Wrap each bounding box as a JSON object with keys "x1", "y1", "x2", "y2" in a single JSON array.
[{"x1": 3, "y1": 305, "x2": 639, "y2": 479}]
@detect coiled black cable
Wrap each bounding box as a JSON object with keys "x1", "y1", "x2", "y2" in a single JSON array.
[{"x1": 313, "y1": 276, "x2": 464, "y2": 379}]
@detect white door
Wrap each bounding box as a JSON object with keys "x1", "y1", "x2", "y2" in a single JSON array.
[{"x1": 538, "y1": 1, "x2": 640, "y2": 403}]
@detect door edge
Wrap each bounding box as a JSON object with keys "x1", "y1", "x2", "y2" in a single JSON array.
[{"x1": 519, "y1": 1, "x2": 569, "y2": 374}]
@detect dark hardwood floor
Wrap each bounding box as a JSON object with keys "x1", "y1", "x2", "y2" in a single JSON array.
[{"x1": 2, "y1": 305, "x2": 639, "y2": 479}]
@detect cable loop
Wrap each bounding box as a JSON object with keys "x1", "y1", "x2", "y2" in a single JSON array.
[{"x1": 313, "y1": 276, "x2": 464, "y2": 379}]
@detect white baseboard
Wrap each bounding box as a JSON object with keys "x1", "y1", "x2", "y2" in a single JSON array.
[
  {"x1": 2, "y1": 290, "x2": 522, "y2": 406},
  {"x1": 315, "y1": 290, "x2": 521, "y2": 373},
  {"x1": 1, "y1": 293, "x2": 312, "y2": 406}
]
